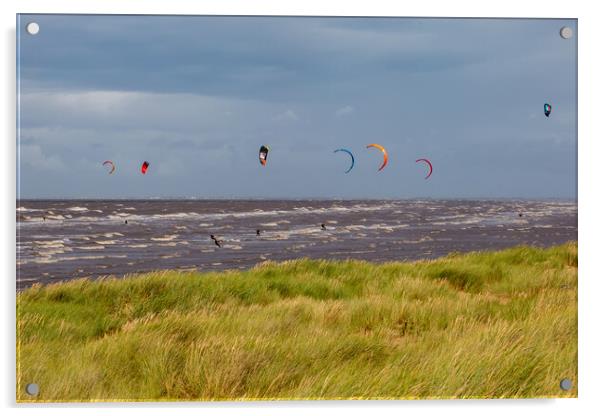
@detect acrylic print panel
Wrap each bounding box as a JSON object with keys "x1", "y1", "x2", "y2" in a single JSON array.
[{"x1": 16, "y1": 14, "x2": 577, "y2": 402}]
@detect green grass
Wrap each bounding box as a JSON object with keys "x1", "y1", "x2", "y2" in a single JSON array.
[{"x1": 17, "y1": 242, "x2": 577, "y2": 401}]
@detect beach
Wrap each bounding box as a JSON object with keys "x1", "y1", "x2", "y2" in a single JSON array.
[{"x1": 17, "y1": 199, "x2": 577, "y2": 290}]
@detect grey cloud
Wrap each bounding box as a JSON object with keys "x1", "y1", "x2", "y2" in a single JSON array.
[{"x1": 17, "y1": 15, "x2": 576, "y2": 199}]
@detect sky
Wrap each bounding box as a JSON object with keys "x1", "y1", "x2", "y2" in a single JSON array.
[{"x1": 17, "y1": 15, "x2": 577, "y2": 199}]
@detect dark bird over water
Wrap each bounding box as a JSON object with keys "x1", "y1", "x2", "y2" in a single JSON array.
[
  {"x1": 321, "y1": 223, "x2": 327, "y2": 230},
  {"x1": 256, "y1": 229, "x2": 261, "y2": 236}
]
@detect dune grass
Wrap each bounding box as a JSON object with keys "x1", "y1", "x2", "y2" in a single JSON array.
[{"x1": 17, "y1": 242, "x2": 577, "y2": 401}]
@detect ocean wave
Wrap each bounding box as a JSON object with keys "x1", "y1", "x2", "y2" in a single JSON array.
[
  {"x1": 431, "y1": 218, "x2": 482, "y2": 226},
  {"x1": 46, "y1": 215, "x2": 66, "y2": 221},
  {"x1": 30, "y1": 257, "x2": 59, "y2": 264},
  {"x1": 151, "y1": 235, "x2": 178, "y2": 242},
  {"x1": 33, "y1": 240, "x2": 65, "y2": 248},
  {"x1": 344, "y1": 223, "x2": 409, "y2": 231},
  {"x1": 17, "y1": 202, "x2": 399, "y2": 227},
  {"x1": 66, "y1": 206, "x2": 89, "y2": 212},
  {"x1": 78, "y1": 245, "x2": 105, "y2": 251},
  {"x1": 17, "y1": 207, "x2": 42, "y2": 212},
  {"x1": 108, "y1": 213, "x2": 131, "y2": 219}
]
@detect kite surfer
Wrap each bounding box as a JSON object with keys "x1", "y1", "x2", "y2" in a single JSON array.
[{"x1": 210, "y1": 234, "x2": 223, "y2": 248}]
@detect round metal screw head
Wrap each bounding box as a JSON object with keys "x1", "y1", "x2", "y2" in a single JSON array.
[
  {"x1": 560, "y1": 26, "x2": 573, "y2": 39},
  {"x1": 25, "y1": 383, "x2": 39, "y2": 396},
  {"x1": 26, "y1": 22, "x2": 40, "y2": 35},
  {"x1": 559, "y1": 378, "x2": 572, "y2": 391}
]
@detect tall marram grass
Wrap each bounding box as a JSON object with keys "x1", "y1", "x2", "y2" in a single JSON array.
[{"x1": 17, "y1": 242, "x2": 577, "y2": 401}]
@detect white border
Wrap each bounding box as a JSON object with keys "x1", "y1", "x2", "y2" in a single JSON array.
[{"x1": 3, "y1": 1, "x2": 601, "y2": 415}]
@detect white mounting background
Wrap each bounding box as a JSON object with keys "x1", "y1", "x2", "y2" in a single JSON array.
[{"x1": 3, "y1": 0, "x2": 601, "y2": 415}]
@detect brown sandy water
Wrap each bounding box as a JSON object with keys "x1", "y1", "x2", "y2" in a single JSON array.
[{"x1": 16, "y1": 199, "x2": 577, "y2": 290}]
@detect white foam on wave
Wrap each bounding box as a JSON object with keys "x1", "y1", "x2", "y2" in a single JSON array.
[
  {"x1": 67, "y1": 206, "x2": 89, "y2": 212},
  {"x1": 46, "y1": 255, "x2": 106, "y2": 262},
  {"x1": 33, "y1": 240, "x2": 65, "y2": 249},
  {"x1": 18, "y1": 216, "x2": 43, "y2": 223},
  {"x1": 95, "y1": 240, "x2": 118, "y2": 245},
  {"x1": 431, "y1": 218, "x2": 482, "y2": 226},
  {"x1": 37, "y1": 247, "x2": 71, "y2": 256},
  {"x1": 151, "y1": 234, "x2": 178, "y2": 242},
  {"x1": 17, "y1": 207, "x2": 42, "y2": 212},
  {"x1": 46, "y1": 215, "x2": 66, "y2": 221},
  {"x1": 110, "y1": 202, "x2": 397, "y2": 224},
  {"x1": 344, "y1": 223, "x2": 409, "y2": 231},
  {"x1": 31, "y1": 257, "x2": 59, "y2": 264},
  {"x1": 109, "y1": 213, "x2": 130, "y2": 219},
  {"x1": 20, "y1": 201, "x2": 400, "y2": 228},
  {"x1": 152, "y1": 212, "x2": 197, "y2": 220}
]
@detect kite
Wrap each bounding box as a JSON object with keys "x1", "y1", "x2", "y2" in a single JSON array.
[
  {"x1": 366, "y1": 144, "x2": 388, "y2": 171},
  {"x1": 141, "y1": 161, "x2": 150, "y2": 175},
  {"x1": 259, "y1": 145, "x2": 270, "y2": 166},
  {"x1": 415, "y1": 158, "x2": 433, "y2": 179},
  {"x1": 333, "y1": 148, "x2": 355, "y2": 173},
  {"x1": 102, "y1": 160, "x2": 115, "y2": 174},
  {"x1": 544, "y1": 103, "x2": 552, "y2": 117}
]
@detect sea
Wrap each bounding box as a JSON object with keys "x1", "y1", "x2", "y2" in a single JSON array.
[{"x1": 16, "y1": 199, "x2": 577, "y2": 290}]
